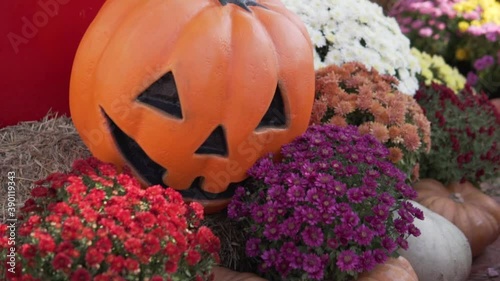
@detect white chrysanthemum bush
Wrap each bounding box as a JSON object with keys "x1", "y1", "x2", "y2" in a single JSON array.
[{"x1": 282, "y1": 0, "x2": 421, "y2": 95}]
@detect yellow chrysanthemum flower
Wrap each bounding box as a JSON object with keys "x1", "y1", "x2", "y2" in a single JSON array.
[
  {"x1": 411, "y1": 48, "x2": 466, "y2": 93},
  {"x1": 471, "y1": 20, "x2": 481, "y2": 26},
  {"x1": 455, "y1": 48, "x2": 468, "y2": 61},
  {"x1": 453, "y1": 0, "x2": 500, "y2": 26},
  {"x1": 458, "y1": 21, "x2": 470, "y2": 32}
]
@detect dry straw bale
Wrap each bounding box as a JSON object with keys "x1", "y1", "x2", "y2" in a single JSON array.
[
  {"x1": 0, "y1": 112, "x2": 247, "y2": 269},
  {"x1": 0, "y1": 112, "x2": 91, "y2": 222}
]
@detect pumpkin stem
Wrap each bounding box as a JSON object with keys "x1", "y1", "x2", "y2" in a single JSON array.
[
  {"x1": 450, "y1": 192, "x2": 465, "y2": 203},
  {"x1": 218, "y1": 0, "x2": 267, "y2": 12}
]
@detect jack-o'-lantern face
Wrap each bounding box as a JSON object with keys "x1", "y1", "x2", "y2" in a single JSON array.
[{"x1": 69, "y1": 0, "x2": 315, "y2": 213}]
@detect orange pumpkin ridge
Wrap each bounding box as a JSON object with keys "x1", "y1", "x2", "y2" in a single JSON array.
[
  {"x1": 357, "y1": 256, "x2": 418, "y2": 281},
  {"x1": 449, "y1": 181, "x2": 500, "y2": 224},
  {"x1": 413, "y1": 178, "x2": 500, "y2": 257},
  {"x1": 70, "y1": 0, "x2": 315, "y2": 213}
]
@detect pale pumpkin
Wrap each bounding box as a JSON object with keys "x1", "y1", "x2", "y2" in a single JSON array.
[
  {"x1": 397, "y1": 200, "x2": 472, "y2": 281},
  {"x1": 69, "y1": 0, "x2": 315, "y2": 213},
  {"x1": 413, "y1": 178, "x2": 500, "y2": 257},
  {"x1": 212, "y1": 267, "x2": 267, "y2": 281},
  {"x1": 357, "y1": 256, "x2": 418, "y2": 281}
]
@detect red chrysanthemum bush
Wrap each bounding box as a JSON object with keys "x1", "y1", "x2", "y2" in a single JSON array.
[
  {"x1": 310, "y1": 62, "x2": 431, "y2": 181},
  {"x1": 0, "y1": 157, "x2": 220, "y2": 281},
  {"x1": 415, "y1": 83, "x2": 500, "y2": 187}
]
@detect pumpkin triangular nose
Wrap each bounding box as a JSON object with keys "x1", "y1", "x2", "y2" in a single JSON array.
[{"x1": 195, "y1": 125, "x2": 228, "y2": 157}]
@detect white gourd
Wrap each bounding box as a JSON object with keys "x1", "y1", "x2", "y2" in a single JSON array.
[{"x1": 397, "y1": 200, "x2": 472, "y2": 281}]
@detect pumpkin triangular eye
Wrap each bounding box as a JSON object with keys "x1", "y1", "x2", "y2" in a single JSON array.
[
  {"x1": 136, "y1": 71, "x2": 183, "y2": 119},
  {"x1": 195, "y1": 125, "x2": 228, "y2": 157},
  {"x1": 256, "y1": 84, "x2": 287, "y2": 130}
]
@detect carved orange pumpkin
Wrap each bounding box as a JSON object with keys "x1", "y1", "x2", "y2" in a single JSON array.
[
  {"x1": 413, "y1": 178, "x2": 500, "y2": 257},
  {"x1": 69, "y1": 0, "x2": 315, "y2": 213},
  {"x1": 357, "y1": 256, "x2": 418, "y2": 281}
]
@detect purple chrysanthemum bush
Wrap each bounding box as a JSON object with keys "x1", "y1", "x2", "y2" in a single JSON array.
[{"x1": 228, "y1": 125, "x2": 424, "y2": 281}]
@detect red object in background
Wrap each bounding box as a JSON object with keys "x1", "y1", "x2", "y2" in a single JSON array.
[
  {"x1": 491, "y1": 98, "x2": 500, "y2": 114},
  {"x1": 0, "y1": 0, "x2": 106, "y2": 128}
]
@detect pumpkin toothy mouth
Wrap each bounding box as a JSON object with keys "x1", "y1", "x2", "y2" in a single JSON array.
[
  {"x1": 101, "y1": 107, "x2": 237, "y2": 200},
  {"x1": 98, "y1": 69, "x2": 287, "y2": 202}
]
